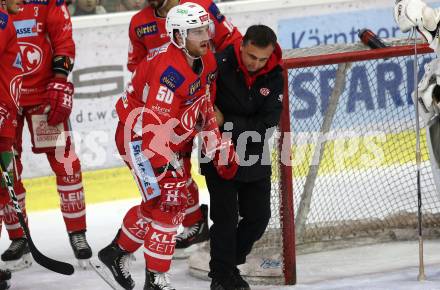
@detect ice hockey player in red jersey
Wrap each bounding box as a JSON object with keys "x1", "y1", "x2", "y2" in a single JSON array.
[
  {"x1": 97, "y1": 2, "x2": 239, "y2": 289},
  {"x1": 128, "y1": 0, "x2": 241, "y2": 72},
  {"x1": 0, "y1": 0, "x2": 23, "y2": 288},
  {"x1": 1, "y1": 0, "x2": 92, "y2": 270},
  {"x1": 128, "y1": 0, "x2": 242, "y2": 258}
]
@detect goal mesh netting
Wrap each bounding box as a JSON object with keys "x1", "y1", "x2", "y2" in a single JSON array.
[{"x1": 190, "y1": 39, "x2": 440, "y2": 285}]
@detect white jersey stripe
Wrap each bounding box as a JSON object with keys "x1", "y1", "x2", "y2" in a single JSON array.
[
  {"x1": 57, "y1": 183, "x2": 83, "y2": 192},
  {"x1": 185, "y1": 204, "x2": 199, "y2": 215},
  {"x1": 151, "y1": 222, "x2": 178, "y2": 233},
  {"x1": 5, "y1": 222, "x2": 21, "y2": 230},
  {"x1": 62, "y1": 209, "x2": 86, "y2": 219},
  {"x1": 121, "y1": 224, "x2": 145, "y2": 244},
  {"x1": 143, "y1": 247, "x2": 173, "y2": 260}
]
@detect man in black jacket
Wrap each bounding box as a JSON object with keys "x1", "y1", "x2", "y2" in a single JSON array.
[{"x1": 200, "y1": 25, "x2": 284, "y2": 290}]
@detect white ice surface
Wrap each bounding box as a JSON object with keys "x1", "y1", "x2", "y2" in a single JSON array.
[{"x1": 2, "y1": 198, "x2": 440, "y2": 290}]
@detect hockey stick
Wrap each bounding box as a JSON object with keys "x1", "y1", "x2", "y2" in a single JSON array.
[
  {"x1": 412, "y1": 28, "x2": 426, "y2": 281},
  {"x1": 0, "y1": 161, "x2": 74, "y2": 276}
]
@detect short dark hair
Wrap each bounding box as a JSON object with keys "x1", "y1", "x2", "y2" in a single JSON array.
[{"x1": 242, "y1": 25, "x2": 277, "y2": 48}]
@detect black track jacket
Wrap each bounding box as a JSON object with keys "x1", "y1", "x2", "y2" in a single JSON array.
[{"x1": 200, "y1": 41, "x2": 284, "y2": 182}]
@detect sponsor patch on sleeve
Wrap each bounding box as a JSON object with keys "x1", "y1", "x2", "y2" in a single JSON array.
[
  {"x1": 0, "y1": 12, "x2": 8, "y2": 30},
  {"x1": 189, "y1": 78, "x2": 201, "y2": 96},
  {"x1": 208, "y1": 3, "x2": 225, "y2": 23},
  {"x1": 135, "y1": 21, "x2": 158, "y2": 38},
  {"x1": 160, "y1": 66, "x2": 185, "y2": 92}
]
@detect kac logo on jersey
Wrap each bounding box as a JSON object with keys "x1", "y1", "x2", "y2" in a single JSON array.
[
  {"x1": 181, "y1": 95, "x2": 204, "y2": 131},
  {"x1": 19, "y1": 42, "x2": 43, "y2": 75},
  {"x1": 0, "y1": 12, "x2": 8, "y2": 30},
  {"x1": 189, "y1": 78, "x2": 201, "y2": 96},
  {"x1": 14, "y1": 19, "x2": 38, "y2": 38},
  {"x1": 208, "y1": 3, "x2": 225, "y2": 23},
  {"x1": 160, "y1": 66, "x2": 184, "y2": 92},
  {"x1": 135, "y1": 22, "x2": 158, "y2": 38}
]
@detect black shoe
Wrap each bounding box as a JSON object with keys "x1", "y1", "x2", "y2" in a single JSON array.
[
  {"x1": 233, "y1": 268, "x2": 250, "y2": 290},
  {"x1": 209, "y1": 272, "x2": 235, "y2": 290},
  {"x1": 1, "y1": 238, "x2": 29, "y2": 261},
  {"x1": 175, "y1": 204, "x2": 209, "y2": 249},
  {"x1": 0, "y1": 269, "x2": 11, "y2": 290},
  {"x1": 98, "y1": 240, "x2": 134, "y2": 290},
  {"x1": 144, "y1": 269, "x2": 175, "y2": 290},
  {"x1": 69, "y1": 230, "x2": 92, "y2": 260}
]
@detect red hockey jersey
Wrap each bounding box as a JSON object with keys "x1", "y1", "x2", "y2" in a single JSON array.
[
  {"x1": 0, "y1": 8, "x2": 22, "y2": 110},
  {"x1": 127, "y1": 0, "x2": 241, "y2": 72},
  {"x1": 11, "y1": 0, "x2": 75, "y2": 106},
  {"x1": 116, "y1": 43, "x2": 217, "y2": 168}
]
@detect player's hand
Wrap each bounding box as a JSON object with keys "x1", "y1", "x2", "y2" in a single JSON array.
[
  {"x1": 153, "y1": 163, "x2": 188, "y2": 214},
  {"x1": 157, "y1": 175, "x2": 187, "y2": 214},
  {"x1": 201, "y1": 131, "x2": 239, "y2": 180},
  {"x1": 214, "y1": 105, "x2": 224, "y2": 127},
  {"x1": 45, "y1": 78, "x2": 74, "y2": 126},
  {"x1": 199, "y1": 95, "x2": 239, "y2": 179},
  {"x1": 212, "y1": 138, "x2": 239, "y2": 180}
]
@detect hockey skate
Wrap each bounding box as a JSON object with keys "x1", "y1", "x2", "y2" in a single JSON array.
[
  {"x1": 90, "y1": 240, "x2": 135, "y2": 290},
  {"x1": 144, "y1": 269, "x2": 175, "y2": 290},
  {"x1": 0, "y1": 269, "x2": 11, "y2": 290},
  {"x1": 174, "y1": 204, "x2": 209, "y2": 259},
  {"x1": 1, "y1": 238, "x2": 32, "y2": 271},
  {"x1": 68, "y1": 230, "x2": 92, "y2": 269}
]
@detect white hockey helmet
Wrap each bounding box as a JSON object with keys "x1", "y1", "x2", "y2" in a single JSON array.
[{"x1": 166, "y1": 2, "x2": 213, "y2": 49}]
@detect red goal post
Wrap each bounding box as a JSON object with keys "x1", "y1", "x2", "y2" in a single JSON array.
[{"x1": 278, "y1": 40, "x2": 440, "y2": 285}]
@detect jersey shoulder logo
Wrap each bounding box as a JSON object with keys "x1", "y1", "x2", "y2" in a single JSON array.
[
  {"x1": 0, "y1": 12, "x2": 8, "y2": 30},
  {"x1": 208, "y1": 3, "x2": 225, "y2": 23},
  {"x1": 135, "y1": 21, "x2": 158, "y2": 38},
  {"x1": 13, "y1": 19, "x2": 38, "y2": 38},
  {"x1": 160, "y1": 66, "x2": 185, "y2": 92}
]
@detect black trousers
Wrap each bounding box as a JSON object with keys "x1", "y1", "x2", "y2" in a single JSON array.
[{"x1": 206, "y1": 174, "x2": 271, "y2": 277}]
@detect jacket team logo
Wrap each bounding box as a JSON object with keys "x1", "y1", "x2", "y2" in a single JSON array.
[{"x1": 260, "y1": 87, "x2": 270, "y2": 96}]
